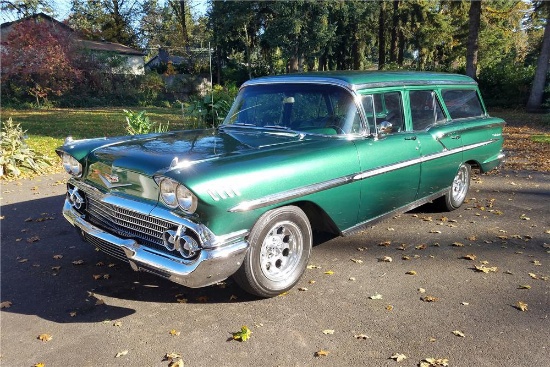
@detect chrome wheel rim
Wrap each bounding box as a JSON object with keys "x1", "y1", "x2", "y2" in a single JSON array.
[
  {"x1": 259, "y1": 221, "x2": 303, "y2": 282},
  {"x1": 451, "y1": 165, "x2": 468, "y2": 204}
]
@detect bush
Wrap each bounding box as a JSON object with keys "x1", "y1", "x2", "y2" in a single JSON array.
[
  {"x1": 0, "y1": 118, "x2": 53, "y2": 178},
  {"x1": 478, "y1": 63, "x2": 536, "y2": 107},
  {"x1": 185, "y1": 84, "x2": 237, "y2": 128},
  {"x1": 124, "y1": 109, "x2": 169, "y2": 135}
]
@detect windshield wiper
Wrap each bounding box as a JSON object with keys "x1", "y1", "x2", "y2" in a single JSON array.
[{"x1": 263, "y1": 125, "x2": 291, "y2": 130}]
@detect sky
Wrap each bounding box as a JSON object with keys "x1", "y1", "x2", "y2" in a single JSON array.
[{"x1": 0, "y1": 0, "x2": 209, "y2": 24}]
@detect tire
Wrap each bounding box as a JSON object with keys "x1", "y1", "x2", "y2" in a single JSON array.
[
  {"x1": 440, "y1": 163, "x2": 471, "y2": 211},
  {"x1": 233, "y1": 206, "x2": 312, "y2": 298}
]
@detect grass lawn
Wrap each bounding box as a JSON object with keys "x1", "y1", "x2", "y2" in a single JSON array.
[{"x1": 1, "y1": 106, "x2": 549, "y2": 178}]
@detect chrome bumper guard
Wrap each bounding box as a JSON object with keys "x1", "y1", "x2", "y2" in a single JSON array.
[{"x1": 63, "y1": 200, "x2": 249, "y2": 288}]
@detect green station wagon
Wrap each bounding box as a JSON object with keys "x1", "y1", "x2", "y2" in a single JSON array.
[{"x1": 58, "y1": 71, "x2": 505, "y2": 297}]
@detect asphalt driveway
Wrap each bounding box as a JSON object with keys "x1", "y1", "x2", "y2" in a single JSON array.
[{"x1": 1, "y1": 170, "x2": 548, "y2": 366}]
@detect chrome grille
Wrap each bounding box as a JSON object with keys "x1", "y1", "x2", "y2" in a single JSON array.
[{"x1": 80, "y1": 188, "x2": 178, "y2": 255}]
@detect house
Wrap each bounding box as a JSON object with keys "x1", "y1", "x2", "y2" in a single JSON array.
[{"x1": 0, "y1": 13, "x2": 145, "y2": 75}]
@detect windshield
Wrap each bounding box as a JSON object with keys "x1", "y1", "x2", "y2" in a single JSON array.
[{"x1": 223, "y1": 83, "x2": 365, "y2": 136}]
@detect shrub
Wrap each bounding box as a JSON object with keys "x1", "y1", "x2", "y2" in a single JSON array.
[
  {"x1": 124, "y1": 109, "x2": 169, "y2": 135},
  {"x1": 0, "y1": 118, "x2": 53, "y2": 178},
  {"x1": 478, "y1": 63, "x2": 535, "y2": 107},
  {"x1": 185, "y1": 84, "x2": 237, "y2": 128}
]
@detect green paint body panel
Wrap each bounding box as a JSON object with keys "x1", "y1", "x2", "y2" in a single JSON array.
[{"x1": 57, "y1": 72, "x2": 505, "y2": 286}]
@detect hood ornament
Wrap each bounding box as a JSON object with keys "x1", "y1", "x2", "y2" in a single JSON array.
[{"x1": 99, "y1": 172, "x2": 132, "y2": 189}]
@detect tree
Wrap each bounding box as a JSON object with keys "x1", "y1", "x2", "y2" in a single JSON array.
[
  {"x1": 466, "y1": 0, "x2": 482, "y2": 78},
  {"x1": 0, "y1": 0, "x2": 53, "y2": 20},
  {"x1": 526, "y1": 2, "x2": 550, "y2": 112},
  {"x1": 1, "y1": 18, "x2": 82, "y2": 106},
  {"x1": 68, "y1": 0, "x2": 139, "y2": 47}
]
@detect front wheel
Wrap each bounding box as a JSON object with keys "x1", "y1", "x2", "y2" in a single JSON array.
[
  {"x1": 439, "y1": 163, "x2": 471, "y2": 211},
  {"x1": 233, "y1": 206, "x2": 312, "y2": 298}
]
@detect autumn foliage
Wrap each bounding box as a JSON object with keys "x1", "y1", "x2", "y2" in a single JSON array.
[{"x1": 1, "y1": 19, "x2": 82, "y2": 106}]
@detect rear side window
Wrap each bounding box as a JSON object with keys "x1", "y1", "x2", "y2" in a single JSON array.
[
  {"x1": 441, "y1": 89, "x2": 484, "y2": 119},
  {"x1": 409, "y1": 90, "x2": 446, "y2": 131}
]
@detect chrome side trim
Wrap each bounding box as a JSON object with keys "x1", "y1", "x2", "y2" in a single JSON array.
[
  {"x1": 341, "y1": 189, "x2": 448, "y2": 236},
  {"x1": 229, "y1": 175, "x2": 355, "y2": 212},
  {"x1": 229, "y1": 139, "x2": 498, "y2": 212}
]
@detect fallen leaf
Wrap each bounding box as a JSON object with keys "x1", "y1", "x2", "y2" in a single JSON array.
[
  {"x1": 420, "y1": 358, "x2": 449, "y2": 367},
  {"x1": 37, "y1": 334, "x2": 52, "y2": 342},
  {"x1": 418, "y1": 288, "x2": 426, "y2": 293},
  {"x1": 93, "y1": 274, "x2": 102, "y2": 280},
  {"x1": 463, "y1": 254, "x2": 477, "y2": 260},
  {"x1": 315, "y1": 350, "x2": 329, "y2": 357},
  {"x1": 232, "y1": 326, "x2": 252, "y2": 342},
  {"x1": 34, "y1": 363, "x2": 45, "y2": 367},
  {"x1": 53, "y1": 255, "x2": 63, "y2": 259},
  {"x1": 351, "y1": 258, "x2": 363, "y2": 264},
  {"x1": 176, "y1": 298, "x2": 188, "y2": 303},
  {"x1": 405, "y1": 270, "x2": 417, "y2": 276},
  {"x1": 70, "y1": 311, "x2": 77, "y2": 317},
  {"x1": 322, "y1": 329, "x2": 335, "y2": 335},
  {"x1": 461, "y1": 302, "x2": 469, "y2": 306},
  {"x1": 474, "y1": 265, "x2": 498, "y2": 273},
  {"x1": 18, "y1": 258, "x2": 28, "y2": 263},
  {"x1": 307, "y1": 264, "x2": 321, "y2": 269},
  {"x1": 72, "y1": 260, "x2": 84, "y2": 265},
  {"x1": 415, "y1": 244, "x2": 427, "y2": 250},
  {"x1": 348, "y1": 277, "x2": 356, "y2": 281},
  {"x1": 369, "y1": 293, "x2": 383, "y2": 300},
  {"x1": 164, "y1": 353, "x2": 183, "y2": 361},
  {"x1": 518, "y1": 284, "x2": 531, "y2": 289},
  {"x1": 379, "y1": 240, "x2": 391, "y2": 247},
  {"x1": 324, "y1": 270, "x2": 335, "y2": 275},
  {"x1": 452, "y1": 242, "x2": 464, "y2": 247},
  {"x1": 298, "y1": 287, "x2": 308, "y2": 291},
  {"x1": 380, "y1": 256, "x2": 393, "y2": 262},
  {"x1": 528, "y1": 273, "x2": 538, "y2": 279},
  {"x1": 26, "y1": 236, "x2": 40, "y2": 243},
  {"x1": 354, "y1": 334, "x2": 369, "y2": 340},
  {"x1": 467, "y1": 235, "x2": 477, "y2": 241},
  {"x1": 402, "y1": 255, "x2": 411, "y2": 260},
  {"x1": 390, "y1": 353, "x2": 407, "y2": 362},
  {"x1": 532, "y1": 260, "x2": 542, "y2": 266},
  {"x1": 169, "y1": 329, "x2": 181, "y2": 336},
  {"x1": 519, "y1": 214, "x2": 530, "y2": 221},
  {"x1": 429, "y1": 230, "x2": 442, "y2": 234},
  {"x1": 308, "y1": 280, "x2": 316, "y2": 284},
  {"x1": 452, "y1": 330, "x2": 465, "y2": 337},
  {"x1": 229, "y1": 295, "x2": 238, "y2": 301},
  {"x1": 196, "y1": 296, "x2": 208, "y2": 303},
  {"x1": 95, "y1": 299, "x2": 105, "y2": 306},
  {"x1": 422, "y1": 296, "x2": 438, "y2": 302},
  {"x1": 168, "y1": 359, "x2": 184, "y2": 367},
  {"x1": 113, "y1": 321, "x2": 122, "y2": 327},
  {"x1": 115, "y1": 350, "x2": 128, "y2": 358},
  {"x1": 516, "y1": 301, "x2": 528, "y2": 311},
  {"x1": 397, "y1": 244, "x2": 407, "y2": 251},
  {"x1": 386, "y1": 305, "x2": 394, "y2": 311},
  {"x1": 1, "y1": 301, "x2": 13, "y2": 309}
]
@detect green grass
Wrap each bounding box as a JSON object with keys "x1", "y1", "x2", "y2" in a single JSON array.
[
  {"x1": 531, "y1": 134, "x2": 550, "y2": 144},
  {"x1": 1, "y1": 107, "x2": 193, "y2": 161}
]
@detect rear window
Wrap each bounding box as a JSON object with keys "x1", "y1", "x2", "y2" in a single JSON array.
[{"x1": 441, "y1": 89, "x2": 484, "y2": 119}]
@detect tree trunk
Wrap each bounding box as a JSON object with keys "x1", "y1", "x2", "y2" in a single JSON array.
[
  {"x1": 378, "y1": 1, "x2": 386, "y2": 70},
  {"x1": 526, "y1": 14, "x2": 550, "y2": 112},
  {"x1": 389, "y1": 0, "x2": 400, "y2": 63},
  {"x1": 466, "y1": 0, "x2": 481, "y2": 79},
  {"x1": 179, "y1": 0, "x2": 189, "y2": 45}
]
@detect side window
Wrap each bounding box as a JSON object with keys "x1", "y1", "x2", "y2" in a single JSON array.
[
  {"x1": 362, "y1": 91, "x2": 404, "y2": 135},
  {"x1": 409, "y1": 90, "x2": 446, "y2": 131},
  {"x1": 441, "y1": 89, "x2": 484, "y2": 119}
]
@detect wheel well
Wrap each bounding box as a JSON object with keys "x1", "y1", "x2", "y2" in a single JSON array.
[
  {"x1": 292, "y1": 201, "x2": 340, "y2": 235},
  {"x1": 465, "y1": 160, "x2": 481, "y2": 172}
]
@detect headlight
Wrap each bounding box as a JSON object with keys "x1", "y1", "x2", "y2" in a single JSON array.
[
  {"x1": 157, "y1": 177, "x2": 198, "y2": 213},
  {"x1": 176, "y1": 184, "x2": 198, "y2": 213},
  {"x1": 62, "y1": 153, "x2": 82, "y2": 177}
]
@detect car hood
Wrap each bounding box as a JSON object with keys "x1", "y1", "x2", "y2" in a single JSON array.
[{"x1": 87, "y1": 128, "x2": 310, "y2": 176}]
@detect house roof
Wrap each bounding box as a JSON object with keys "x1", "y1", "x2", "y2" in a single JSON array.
[
  {"x1": 78, "y1": 39, "x2": 145, "y2": 56},
  {"x1": 1, "y1": 12, "x2": 144, "y2": 56}
]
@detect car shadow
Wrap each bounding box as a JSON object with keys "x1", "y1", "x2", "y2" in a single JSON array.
[{"x1": 0, "y1": 194, "x2": 260, "y2": 324}]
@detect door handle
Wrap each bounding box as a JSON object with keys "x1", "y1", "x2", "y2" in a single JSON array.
[
  {"x1": 451, "y1": 135, "x2": 461, "y2": 140},
  {"x1": 404, "y1": 136, "x2": 417, "y2": 141}
]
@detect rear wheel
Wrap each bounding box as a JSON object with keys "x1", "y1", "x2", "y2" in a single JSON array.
[
  {"x1": 439, "y1": 163, "x2": 471, "y2": 211},
  {"x1": 233, "y1": 206, "x2": 312, "y2": 298}
]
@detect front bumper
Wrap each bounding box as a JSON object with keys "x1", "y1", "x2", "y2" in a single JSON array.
[{"x1": 63, "y1": 199, "x2": 249, "y2": 288}]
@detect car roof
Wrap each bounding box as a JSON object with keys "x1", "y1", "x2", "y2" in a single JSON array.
[{"x1": 242, "y1": 71, "x2": 477, "y2": 91}]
